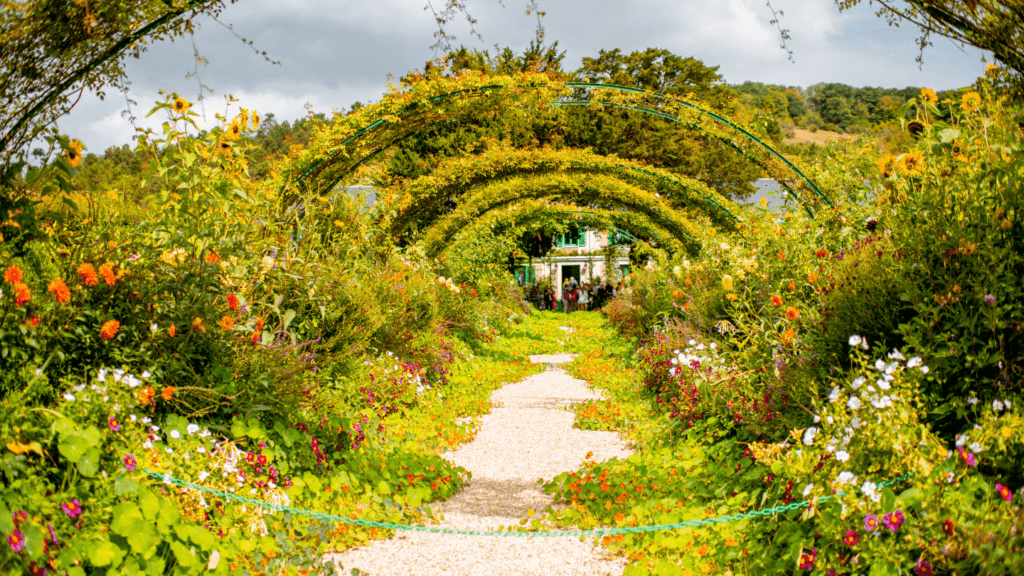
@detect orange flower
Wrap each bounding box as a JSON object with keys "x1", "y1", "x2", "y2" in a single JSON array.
[
  {"x1": 78, "y1": 263, "x2": 99, "y2": 286},
  {"x1": 161, "y1": 386, "x2": 175, "y2": 401},
  {"x1": 168, "y1": 324, "x2": 176, "y2": 338},
  {"x1": 781, "y1": 327, "x2": 795, "y2": 344},
  {"x1": 192, "y1": 317, "x2": 206, "y2": 333},
  {"x1": 3, "y1": 265, "x2": 22, "y2": 284},
  {"x1": 785, "y1": 306, "x2": 800, "y2": 319},
  {"x1": 227, "y1": 294, "x2": 240, "y2": 311},
  {"x1": 770, "y1": 294, "x2": 783, "y2": 307},
  {"x1": 14, "y1": 282, "x2": 30, "y2": 306},
  {"x1": 249, "y1": 331, "x2": 260, "y2": 345},
  {"x1": 256, "y1": 317, "x2": 265, "y2": 331},
  {"x1": 777, "y1": 251, "x2": 785, "y2": 260},
  {"x1": 25, "y1": 316, "x2": 40, "y2": 327},
  {"x1": 100, "y1": 320, "x2": 120, "y2": 340},
  {"x1": 807, "y1": 273, "x2": 818, "y2": 283},
  {"x1": 219, "y1": 315, "x2": 234, "y2": 330},
  {"x1": 683, "y1": 301, "x2": 692, "y2": 311},
  {"x1": 138, "y1": 387, "x2": 155, "y2": 406},
  {"x1": 98, "y1": 263, "x2": 116, "y2": 286},
  {"x1": 788, "y1": 281, "x2": 795, "y2": 291},
  {"x1": 48, "y1": 278, "x2": 71, "y2": 303},
  {"x1": 205, "y1": 251, "x2": 219, "y2": 264}
]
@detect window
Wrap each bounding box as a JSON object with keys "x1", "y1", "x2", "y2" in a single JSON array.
[
  {"x1": 619, "y1": 265, "x2": 630, "y2": 279},
  {"x1": 555, "y1": 225, "x2": 586, "y2": 248},
  {"x1": 609, "y1": 230, "x2": 632, "y2": 246},
  {"x1": 515, "y1": 266, "x2": 536, "y2": 286}
]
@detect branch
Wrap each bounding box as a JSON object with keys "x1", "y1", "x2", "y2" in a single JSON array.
[{"x1": 765, "y1": 0, "x2": 794, "y2": 63}]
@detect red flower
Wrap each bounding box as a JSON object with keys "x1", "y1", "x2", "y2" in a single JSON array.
[
  {"x1": 843, "y1": 529, "x2": 860, "y2": 546},
  {"x1": 78, "y1": 263, "x2": 99, "y2": 286},
  {"x1": 770, "y1": 294, "x2": 783, "y2": 307},
  {"x1": 785, "y1": 306, "x2": 800, "y2": 320},
  {"x1": 25, "y1": 316, "x2": 39, "y2": 327},
  {"x1": 13, "y1": 282, "x2": 30, "y2": 306},
  {"x1": 815, "y1": 250, "x2": 829, "y2": 258},
  {"x1": 3, "y1": 265, "x2": 23, "y2": 284},
  {"x1": 942, "y1": 519, "x2": 954, "y2": 537},
  {"x1": 48, "y1": 278, "x2": 71, "y2": 303},
  {"x1": 100, "y1": 320, "x2": 120, "y2": 340},
  {"x1": 227, "y1": 294, "x2": 240, "y2": 310}
]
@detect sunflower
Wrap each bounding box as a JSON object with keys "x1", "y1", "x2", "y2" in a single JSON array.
[
  {"x1": 877, "y1": 154, "x2": 898, "y2": 178},
  {"x1": 920, "y1": 87, "x2": 939, "y2": 104},
  {"x1": 216, "y1": 140, "x2": 232, "y2": 155},
  {"x1": 961, "y1": 91, "x2": 982, "y2": 112},
  {"x1": 986, "y1": 64, "x2": 999, "y2": 78},
  {"x1": 896, "y1": 151, "x2": 925, "y2": 178},
  {"x1": 66, "y1": 139, "x2": 84, "y2": 168},
  {"x1": 225, "y1": 122, "x2": 243, "y2": 140},
  {"x1": 251, "y1": 111, "x2": 260, "y2": 129},
  {"x1": 906, "y1": 119, "x2": 926, "y2": 137},
  {"x1": 173, "y1": 97, "x2": 191, "y2": 113}
]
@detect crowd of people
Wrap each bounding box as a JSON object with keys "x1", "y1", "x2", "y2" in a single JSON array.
[{"x1": 524, "y1": 276, "x2": 623, "y2": 313}]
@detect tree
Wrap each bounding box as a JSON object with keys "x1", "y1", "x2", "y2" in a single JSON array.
[{"x1": 568, "y1": 48, "x2": 762, "y2": 201}]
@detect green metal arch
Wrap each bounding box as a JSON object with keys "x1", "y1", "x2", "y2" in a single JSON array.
[
  {"x1": 419, "y1": 172, "x2": 700, "y2": 257},
  {"x1": 286, "y1": 79, "x2": 828, "y2": 214}
]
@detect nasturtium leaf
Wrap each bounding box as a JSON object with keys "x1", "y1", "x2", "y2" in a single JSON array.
[
  {"x1": 58, "y1": 434, "x2": 90, "y2": 464},
  {"x1": 76, "y1": 447, "x2": 100, "y2": 477},
  {"x1": 169, "y1": 541, "x2": 196, "y2": 568},
  {"x1": 110, "y1": 503, "x2": 144, "y2": 536},
  {"x1": 89, "y1": 539, "x2": 125, "y2": 567}
]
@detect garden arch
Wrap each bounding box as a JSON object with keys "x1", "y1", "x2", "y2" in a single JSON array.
[
  {"x1": 418, "y1": 172, "x2": 704, "y2": 257},
  {"x1": 283, "y1": 71, "x2": 830, "y2": 216}
]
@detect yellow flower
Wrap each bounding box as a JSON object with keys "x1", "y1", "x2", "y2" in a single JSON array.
[
  {"x1": 251, "y1": 111, "x2": 260, "y2": 129},
  {"x1": 226, "y1": 122, "x2": 243, "y2": 140},
  {"x1": 961, "y1": 91, "x2": 982, "y2": 112},
  {"x1": 920, "y1": 87, "x2": 939, "y2": 104},
  {"x1": 877, "y1": 154, "x2": 898, "y2": 178},
  {"x1": 986, "y1": 63, "x2": 999, "y2": 78},
  {"x1": 896, "y1": 151, "x2": 925, "y2": 178},
  {"x1": 906, "y1": 119, "x2": 926, "y2": 137},
  {"x1": 722, "y1": 275, "x2": 733, "y2": 291},
  {"x1": 173, "y1": 97, "x2": 191, "y2": 113},
  {"x1": 725, "y1": 293, "x2": 738, "y2": 302},
  {"x1": 66, "y1": 139, "x2": 84, "y2": 168}
]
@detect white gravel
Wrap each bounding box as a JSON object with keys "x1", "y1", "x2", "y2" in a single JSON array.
[{"x1": 328, "y1": 353, "x2": 633, "y2": 576}]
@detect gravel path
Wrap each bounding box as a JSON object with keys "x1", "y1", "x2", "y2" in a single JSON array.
[{"x1": 328, "y1": 352, "x2": 633, "y2": 576}]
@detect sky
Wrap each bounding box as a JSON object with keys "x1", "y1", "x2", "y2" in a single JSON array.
[{"x1": 56, "y1": 0, "x2": 992, "y2": 154}]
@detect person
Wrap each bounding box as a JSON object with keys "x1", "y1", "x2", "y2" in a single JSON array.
[
  {"x1": 567, "y1": 276, "x2": 579, "y2": 289},
  {"x1": 577, "y1": 284, "x2": 589, "y2": 311},
  {"x1": 563, "y1": 284, "x2": 575, "y2": 314},
  {"x1": 543, "y1": 286, "x2": 554, "y2": 311}
]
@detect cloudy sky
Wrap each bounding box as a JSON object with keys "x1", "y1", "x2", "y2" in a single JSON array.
[{"x1": 57, "y1": 0, "x2": 991, "y2": 154}]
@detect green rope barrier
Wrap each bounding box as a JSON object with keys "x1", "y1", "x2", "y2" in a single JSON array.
[{"x1": 142, "y1": 469, "x2": 913, "y2": 538}]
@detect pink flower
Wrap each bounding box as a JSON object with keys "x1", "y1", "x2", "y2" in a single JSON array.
[
  {"x1": 844, "y1": 529, "x2": 860, "y2": 546},
  {"x1": 257, "y1": 454, "x2": 267, "y2": 466},
  {"x1": 61, "y1": 498, "x2": 82, "y2": 519},
  {"x1": 914, "y1": 559, "x2": 934, "y2": 576},
  {"x1": 108, "y1": 416, "x2": 121, "y2": 432},
  {"x1": 957, "y1": 446, "x2": 976, "y2": 466},
  {"x1": 864, "y1": 513, "x2": 879, "y2": 532},
  {"x1": 995, "y1": 483, "x2": 1013, "y2": 502},
  {"x1": 7, "y1": 529, "x2": 25, "y2": 553},
  {"x1": 13, "y1": 510, "x2": 27, "y2": 526},
  {"x1": 798, "y1": 548, "x2": 818, "y2": 570},
  {"x1": 123, "y1": 454, "x2": 136, "y2": 472}
]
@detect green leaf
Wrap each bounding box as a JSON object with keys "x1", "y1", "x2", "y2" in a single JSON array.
[
  {"x1": 111, "y1": 503, "x2": 145, "y2": 536},
  {"x1": 89, "y1": 539, "x2": 125, "y2": 567},
  {"x1": 170, "y1": 541, "x2": 196, "y2": 568},
  {"x1": 114, "y1": 472, "x2": 138, "y2": 496},
  {"x1": 77, "y1": 447, "x2": 100, "y2": 477},
  {"x1": 139, "y1": 488, "x2": 161, "y2": 520},
  {"x1": 58, "y1": 434, "x2": 90, "y2": 464}
]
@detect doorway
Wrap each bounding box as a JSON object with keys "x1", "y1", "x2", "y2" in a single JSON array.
[{"x1": 561, "y1": 265, "x2": 580, "y2": 290}]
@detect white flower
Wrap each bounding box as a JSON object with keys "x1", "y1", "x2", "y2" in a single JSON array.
[
  {"x1": 967, "y1": 396, "x2": 979, "y2": 405},
  {"x1": 946, "y1": 471, "x2": 955, "y2": 483},
  {"x1": 126, "y1": 375, "x2": 141, "y2": 388},
  {"x1": 170, "y1": 430, "x2": 181, "y2": 439},
  {"x1": 955, "y1": 434, "x2": 969, "y2": 447},
  {"x1": 835, "y1": 450, "x2": 850, "y2": 462},
  {"x1": 862, "y1": 481, "x2": 879, "y2": 502},
  {"x1": 199, "y1": 429, "x2": 211, "y2": 438},
  {"x1": 196, "y1": 446, "x2": 206, "y2": 454},
  {"x1": 162, "y1": 473, "x2": 173, "y2": 485},
  {"x1": 720, "y1": 242, "x2": 731, "y2": 251},
  {"x1": 876, "y1": 379, "x2": 891, "y2": 391},
  {"x1": 828, "y1": 386, "x2": 841, "y2": 402},
  {"x1": 673, "y1": 266, "x2": 682, "y2": 277},
  {"x1": 129, "y1": 414, "x2": 137, "y2": 422},
  {"x1": 813, "y1": 414, "x2": 821, "y2": 423},
  {"x1": 907, "y1": 357, "x2": 922, "y2": 368},
  {"x1": 710, "y1": 343, "x2": 717, "y2": 350},
  {"x1": 1005, "y1": 399, "x2": 1012, "y2": 408},
  {"x1": 688, "y1": 339, "x2": 696, "y2": 346},
  {"x1": 165, "y1": 447, "x2": 174, "y2": 454},
  {"x1": 837, "y1": 471, "x2": 857, "y2": 485},
  {"x1": 993, "y1": 400, "x2": 1005, "y2": 412},
  {"x1": 803, "y1": 484, "x2": 814, "y2": 496},
  {"x1": 141, "y1": 416, "x2": 152, "y2": 424},
  {"x1": 142, "y1": 440, "x2": 153, "y2": 450},
  {"x1": 849, "y1": 335, "x2": 863, "y2": 347},
  {"x1": 150, "y1": 323, "x2": 158, "y2": 333},
  {"x1": 97, "y1": 368, "x2": 108, "y2": 382},
  {"x1": 968, "y1": 442, "x2": 983, "y2": 453},
  {"x1": 875, "y1": 359, "x2": 887, "y2": 372},
  {"x1": 847, "y1": 397, "x2": 862, "y2": 410},
  {"x1": 920, "y1": 365, "x2": 930, "y2": 374},
  {"x1": 888, "y1": 349, "x2": 906, "y2": 361},
  {"x1": 63, "y1": 393, "x2": 75, "y2": 402},
  {"x1": 802, "y1": 427, "x2": 818, "y2": 445},
  {"x1": 142, "y1": 370, "x2": 152, "y2": 379},
  {"x1": 851, "y1": 377, "x2": 866, "y2": 390},
  {"x1": 187, "y1": 423, "x2": 200, "y2": 435}
]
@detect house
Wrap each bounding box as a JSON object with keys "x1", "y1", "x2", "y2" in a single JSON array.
[{"x1": 514, "y1": 224, "x2": 632, "y2": 300}]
